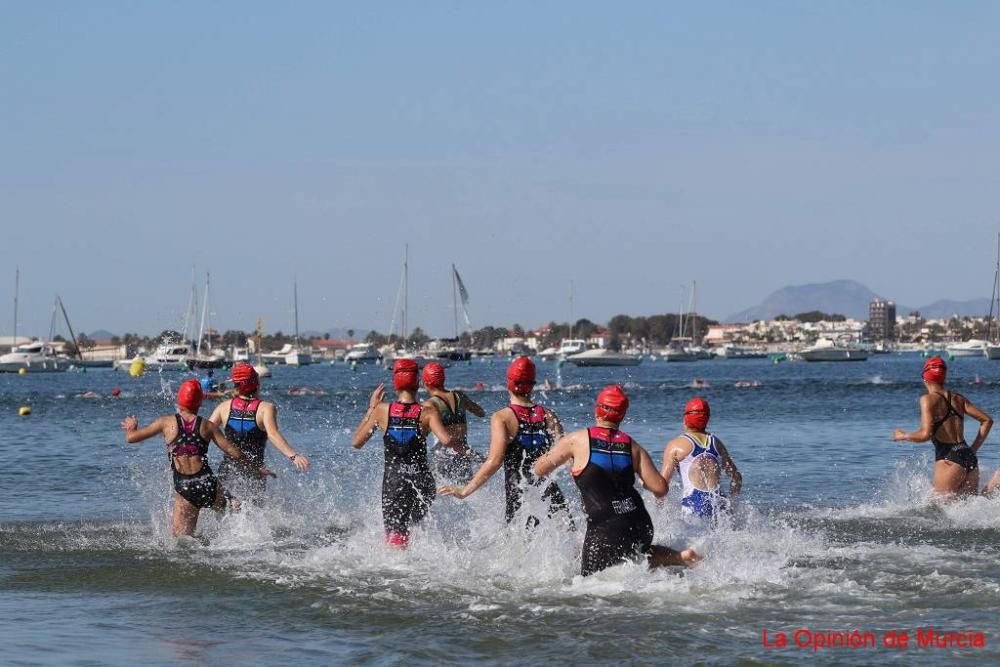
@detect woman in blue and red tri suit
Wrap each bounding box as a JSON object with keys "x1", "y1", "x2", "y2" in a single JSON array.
[
  {"x1": 353, "y1": 359, "x2": 457, "y2": 547},
  {"x1": 535, "y1": 385, "x2": 701, "y2": 575},
  {"x1": 209, "y1": 362, "x2": 310, "y2": 505},
  {"x1": 439, "y1": 356, "x2": 570, "y2": 526}
]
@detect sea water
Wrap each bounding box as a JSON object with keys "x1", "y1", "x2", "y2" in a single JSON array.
[{"x1": 1, "y1": 355, "x2": 998, "y2": 665}]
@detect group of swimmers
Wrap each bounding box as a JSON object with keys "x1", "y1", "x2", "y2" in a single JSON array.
[{"x1": 119, "y1": 354, "x2": 998, "y2": 576}]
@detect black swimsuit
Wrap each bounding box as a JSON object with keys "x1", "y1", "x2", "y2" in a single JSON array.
[
  {"x1": 503, "y1": 404, "x2": 569, "y2": 525},
  {"x1": 219, "y1": 397, "x2": 269, "y2": 500},
  {"x1": 168, "y1": 415, "x2": 221, "y2": 509},
  {"x1": 382, "y1": 402, "x2": 436, "y2": 538},
  {"x1": 930, "y1": 392, "x2": 978, "y2": 472},
  {"x1": 430, "y1": 392, "x2": 480, "y2": 483}
]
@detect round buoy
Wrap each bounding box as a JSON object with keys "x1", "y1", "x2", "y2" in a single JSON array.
[
  {"x1": 18, "y1": 406, "x2": 31, "y2": 416},
  {"x1": 129, "y1": 359, "x2": 145, "y2": 378},
  {"x1": 18, "y1": 367, "x2": 27, "y2": 375}
]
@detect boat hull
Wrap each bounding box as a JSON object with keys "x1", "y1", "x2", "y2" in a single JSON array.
[{"x1": 800, "y1": 350, "x2": 869, "y2": 362}]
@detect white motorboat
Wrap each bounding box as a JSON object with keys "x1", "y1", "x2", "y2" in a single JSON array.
[
  {"x1": 663, "y1": 340, "x2": 696, "y2": 362},
  {"x1": 799, "y1": 338, "x2": 869, "y2": 362},
  {"x1": 0, "y1": 341, "x2": 71, "y2": 373},
  {"x1": 714, "y1": 344, "x2": 768, "y2": 359},
  {"x1": 115, "y1": 342, "x2": 192, "y2": 371},
  {"x1": 565, "y1": 348, "x2": 642, "y2": 367},
  {"x1": 556, "y1": 339, "x2": 587, "y2": 360},
  {"x1": 946, "y1": 339, "x2": 987, "y2": 358},
  {"x1": 261, "y1": 344, "x2": 291, "y2": 365},
  {"x1": 345, "y1": 343, "x2": 382, "y2": 364},
  {"x1": 285, "y1": 349, "x2": 312, "y2": 367}
]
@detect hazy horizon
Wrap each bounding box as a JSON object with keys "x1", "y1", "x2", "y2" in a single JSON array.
[{"x1": 5, "y1": 3, "x2": 999, "y2": 338}]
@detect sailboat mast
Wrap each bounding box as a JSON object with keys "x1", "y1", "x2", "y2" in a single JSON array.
[
  {"x1": 452, "y1": 264, "x2": 459, "y2": 339},
  {"x1": 12, "y1": 268, "x2": 18, "y2": 351},
  {"x1": 293, "y1": 280, "x2": 300, "y2": 346},
  {"x1": 56, "y1": 296, "x2": 82, "y2": 360},
  {"x1": 403, "y1": 245, "x2": 409, "y2": 345},
  {"x1": 569, "y1": 280, "x2": 574, "y2": 339},
  {"x1": 197, "y1": 273, "x2": 210, "y2": 355},
  {"x1": 991, "y1": 234, "x2": 1000, "y2": 344},
  {"x1": 691, "y1": 280, "x2": 698, "y2": 344}
]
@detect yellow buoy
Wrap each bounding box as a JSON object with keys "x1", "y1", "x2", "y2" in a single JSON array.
[
  {"x1": 129, "y1": 359, "x2": 146, "y2": 378},
  {"x1": 18, "y1": 406, "x2": 31, "y2": 416},
  {"x1": 18, "y1": 367, "x2": 27, "y2": 375}
]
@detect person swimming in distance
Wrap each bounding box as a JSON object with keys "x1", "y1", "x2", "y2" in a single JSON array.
[
  {"x1": 421, "y1": 362, "x2": 486, "y2": 484},
  {"x1": 534, "y1": 385, "x2": 701, "y2": 575},
  {"x1": 661, "y1": 398, "x2": 742, "y2": 521},
  {"x1": 208, "y1": 362, "x2": 310, "y2": 505},
  {"x1": 893, "y1": 356, "x2": 992, "y2": 497},
  {"x1": 352, "y1": 359, "x2": 457, "y2": 548},
  {"x1": 439, "y1": 356, "x2": 572, "y2": 527},
  {"x1": 121, "y1": 379, "x2": 271, "y2": 536}
]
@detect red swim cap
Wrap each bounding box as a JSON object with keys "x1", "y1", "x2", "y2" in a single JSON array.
[
  {"x1": 177, "y1": 379, "x2": 203, "y2": 412},
  {"x1": 923, "y1": 356, "x2": 947, "y2": 384},
  {"x1": 111, "y1": 387, "x2": 121, "y2": 397},
  {"x1": 393, "y1": 358, "x2": 419, "y2": 391},
  {"x1": 231, "y1": 362, "x2": 260, "y2": 395},
  {"x1": 422, "y1": 362, "x2": 446, "y2": 389},
  {"x1": 683, "y1": 397, "x2": 710, "y2": 431},
  {"x1": 595, "y1": 385, "x2": 629, "y2": 423},
  {"x1": 506, "y1": 356, "x2": 536, "y2": 394}
]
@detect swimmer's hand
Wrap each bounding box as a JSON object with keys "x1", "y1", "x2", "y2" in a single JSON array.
[
  {"x1": 437, "y1": 485, "x2": 468, "y2": 499},
  {"x1": 892, "y1": 429, "x2": 908, "y2": 442},
  {"x1": 258, "y1": 466, "x2": 277, "y2": 479},
  {"x1": 120, "y1": 415, "x2": 138, "y2": 432},
  {"x1": 368, "y1": 383, "x2": 386, "y2": 409},
  {"x1": 288, "y1": 453, "x2": 310, "y2": 471}
]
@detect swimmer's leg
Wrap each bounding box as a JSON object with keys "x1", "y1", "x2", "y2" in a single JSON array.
[
  {"x1": 983, "y1": 470, "x2": 1000, "y2": 496},
  {"x1": 958, "y1": 469, "x2": 980, "y2": 497},
  {"x1": 212, "y1": 484, "x2": 240, "y2": 513},
  {"x1": 172, "y1": 492, "x2": 200, "y2": 537},
  {"x1": 932, "y1": 461, "x2": 969, "y2": 496},
  {"x1": 647, "y1": 545, "x2": 702, "y2": 569}
]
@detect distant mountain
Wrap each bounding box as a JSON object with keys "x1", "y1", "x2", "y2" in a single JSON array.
[
  {"x1": 913, "y1": 298, "x2": 993, "y2": 319},
  {"x1": 88, "y1": 329, "x2": 117, "y2": 340},
  {"x1": 727, "y1": 280, "x2": 992, "y2": 322},
  {"x1": 726, "y1": 280, "x2": 885, "y2": 322}
]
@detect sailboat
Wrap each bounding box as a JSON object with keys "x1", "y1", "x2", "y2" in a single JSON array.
[
  {"x1": 52, "y1": 296, "x2": 113, "y2": 368},
  {"x1": 114, "y1": 269, "x2": 198, "y2": 371},
  {"x1": 284, "y1": 281, "x2": 312, "y2": 366},
  {"x1": 986, "y1": 235, "x2": 1000, "y2": 360},
  {"x1": 188, "y1": 273, "x2": 226, "y2": 369},
  {"x1": 0, "y1": 270, "x2": 71, "y2": 373},
  {"x1": 432, "y1": 265, "x2": 472, "y2": 362}
]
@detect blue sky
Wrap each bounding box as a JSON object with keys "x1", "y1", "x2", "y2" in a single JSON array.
[{"x1": 4, "y1": 2, "x2": 999, "y2": 338}]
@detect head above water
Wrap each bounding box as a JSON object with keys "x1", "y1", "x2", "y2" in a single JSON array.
[
  {"x1": 393, "y1": 358, "x2": 419, "y2": 391},
  {"x1": 595, "y1": 385, "x2": 629, "y2": 424},
  {"x1": 684, "y1": 397, "x2": 710, "y2": 431},
  {"x1": 177, "y1": 379, "x2": 203, "y2": 412},
  {"x1": 922, "y1": 356, "x2": 947, "y2": 385},
  {"x1": 506, "y1": 356, "x2": 536, "y2": 395},
  {"x1": 231, "y1": 362, "x2": 260, "y2": 396},
  {"x1": 422, "y1": 362, "x2": 446, "y2": 390}
]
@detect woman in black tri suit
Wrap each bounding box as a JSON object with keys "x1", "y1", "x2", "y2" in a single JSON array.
[
  {"x1": 534, "y1": 385, "x2": 700, "y2": 575},
  {"x1": 421, "y1": 361, "x2": 485, "y2": 483},
  {"x1": 894, "y1": 356, "x2": 993, "y2": 496},
  {"x1": 121, "y1": 379, "x2": 269, "y2": 536}
]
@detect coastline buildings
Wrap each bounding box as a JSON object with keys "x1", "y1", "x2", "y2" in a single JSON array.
[{"x1": 868, "y1": 298, "x2": 897, "y2": 342}]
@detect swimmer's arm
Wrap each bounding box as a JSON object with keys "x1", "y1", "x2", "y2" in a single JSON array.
[
  {"x1": 963, "y1": 398, "x2": 993, "y2": 452},
  {"x1": 207, "y1": 402, "x2": 225, "y2": 427},
  {"x1": 208, "y1": 421, "x2": 275, "y2": 478},
  {"x1": 260, "y1": 402, "x2": 309, "y2": 471},
  {"x1": 544, "y1": 409, "x2": 565, "y2": 441},
  {"x1": 459, "y1": 391, "x2": 486, "y2": 418},
  {"x1": 715, "y1": 439, "x2": 742, "y2": 497},
  {"x1": 439, "y1": 411, "x2": 509, "y2": 499},
  {"x1": 424, "y1": 404, "x2": 457, "y2": 450},
  {"x1": 533, "y1": 434, "x2": 576, "y2": 477},
  {"x1": 122, "y1": 415, "x2": 165, "y2": 444},
  {"x1": 893, "y1": 395, "x2": 935, "y2": 442},
  {"x1": 659, "y1": 439, "x2": 684, "y2": 484},
  {"x1": 634, "y1": 442, "x2": 668, "y2": 498},
  {"x1": 352, "y1": 384, "x2": 386, "y2": 449}
]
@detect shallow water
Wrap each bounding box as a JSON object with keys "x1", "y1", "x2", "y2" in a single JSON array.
[{"x1": 1, "y1": 355, "x2": 998, "y2": 664}]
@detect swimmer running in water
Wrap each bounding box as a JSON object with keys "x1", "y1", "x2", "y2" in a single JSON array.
[
  {"x1": 534, "y1": 385, "x2": 701, "y2": 575},
  {"x1": 439, "y1": 356, "x2": 571, "y2": 526},
  {"x1": 208, "y1": 362, "x2": 310, "y2": 505},
  {"x1": 353, "y1": 359, "x2": 457, "y2": 547},
  {"x1": 893, "y1": 356, "x2": 992, "y2": 497},
  {"x1": 120, "y1": 379, "x2": 270, "y2": 536},
  {"x1": 661, "y1": 397, "x2": 742, "y2": 521},
  {"x1": 421, "y1": 362, "x2": 486, "y2": 484}
]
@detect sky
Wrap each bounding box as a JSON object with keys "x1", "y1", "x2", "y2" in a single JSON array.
[{"x1": 3, "y1": 2, "x2": 1000, "y2": 339}]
